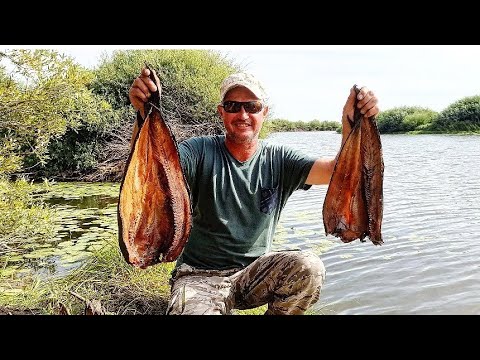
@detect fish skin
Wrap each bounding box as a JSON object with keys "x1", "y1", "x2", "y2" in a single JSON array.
[
  {"x1": 323, "y1": 85, "x2": 384, "y2": 245},
  {"x1": 118, "y1": 65, "x2": 192, "y2": 268},
  {"x1": 361, "y1": 114, "x2": 384, "y2": 245}
]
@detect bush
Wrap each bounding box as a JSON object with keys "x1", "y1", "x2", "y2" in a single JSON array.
[
  {"x1": 0, "y1": 50, "x2": 116, "y2": 177},
  {"x1": 264, "y1": 119, "x2": 340, "y2": 134},
  {"x1": 91, "y1": 49, "x2": 240, "y2": 128},
  {"x1": 0, "y1": 137, "x2": 22, "y2": 175},
  {"x1": 403, "y1": 110, "x2": 437, "y2": 131},
  {"x1": 432, "y1": 95, "x2": 480, "y2": 131},
  {"x1": 73, "y1": 50, "x2": 243, "y2": 181},
  {"x1": 376, "y1": 106, "x2": 436, "y2": 133},
  {"x1": 0, "y1": 177, "x2": 56, "y2": 252}
]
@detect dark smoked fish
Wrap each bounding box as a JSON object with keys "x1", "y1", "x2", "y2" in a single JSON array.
[
  {"x1": 323, "y1": 85, "x2": 384, "y2": 245},
  {"x1": 118, "y1": 65, "x2": 192, "y2": 268}
]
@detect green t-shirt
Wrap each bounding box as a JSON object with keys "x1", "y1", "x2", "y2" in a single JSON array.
[{"x1": 176, "y1": 135, "x2": 316, "y2": 270}]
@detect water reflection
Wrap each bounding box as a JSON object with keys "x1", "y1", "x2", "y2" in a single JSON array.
[
  {"x1": 45, "y1": 195, "x2": 118, "y2": 209},
  {"x1": 1, "y1": 184, "x2": 120, "y2": 278}
]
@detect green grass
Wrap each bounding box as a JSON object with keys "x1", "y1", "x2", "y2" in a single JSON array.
[
  {"x1": 233, "y1": 305, "x2": 268, "y2": 315},
  {"x1": 1, "y1": 235, "x2": 174, "y2": 314},
  {"x1": 44, "y1": 237, "x2": 174, "y2": 315}
]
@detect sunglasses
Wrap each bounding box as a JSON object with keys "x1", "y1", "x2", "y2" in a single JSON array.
[{"x1": 221, "y1": 100, "x2": 264, "y2": 114}]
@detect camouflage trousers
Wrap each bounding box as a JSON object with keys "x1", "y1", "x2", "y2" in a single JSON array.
[{"x1": 166, "y1": 250, "x2": 326, "y2": 315}]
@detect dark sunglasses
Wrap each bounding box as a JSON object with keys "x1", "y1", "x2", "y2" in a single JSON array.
[{"x1": 221, "y1": 100, "x2": 264, "y2": 114}]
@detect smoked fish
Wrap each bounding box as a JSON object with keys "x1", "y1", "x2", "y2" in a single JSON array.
[
  {"x1": 118, "y1": 65, "x2": 192, "y2": 268},
  {"x1": 323, "y1": 85, "x2": 384, "y2": 245}
]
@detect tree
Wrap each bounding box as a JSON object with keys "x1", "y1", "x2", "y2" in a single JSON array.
[
  {"x1": 83, "y1": 49, "x2": 241, "y2": 181},
  {"x1": 376, "y1": 106, "x2": 435, "y2": 133},
  {"x1": 403, "y1": 110, "x2": 437, "y2": 131},
  {"x1": 92, "y1": 49, "x2": 240, "y2": 134},
  {"x1": 432, "y1": 95, "x2": 480, "y2": 131},
  {"x1": 0, "y1": 49, "x2": 115, "y2": 176}
]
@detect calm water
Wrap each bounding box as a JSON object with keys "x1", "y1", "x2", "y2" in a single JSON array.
[{"x1": 266, "y1": 132, "x2": 480, "y2": 315}]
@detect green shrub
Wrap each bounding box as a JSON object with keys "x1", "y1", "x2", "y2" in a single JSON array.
[
  {"x1": 66, "y1": 50, "x2": 243, "y2": 180},
  {"x1": 0, "y1": 137, "x2": 22, "y2": 175},
  {"x1": 0, "y1": 177, "x2": 56, "y2": 251},
  {"x1": 403, "y1": 110, "x2": 438, "y2": 131},
  {"x1": 432, "y1": 95, "x2": 480, "y2": 131},
  {"x1": 376, "y1": 106, "x2": 435, "y2": 133},
  {"x1": 264, "y1": 119, "x2": 340, "y2": 134},
  {"x1": 0, "y1": 50, "x2": 116, "y2": 177},
  {"x1": 91, "y1": 49, "x2": 240, "y2": 126}
]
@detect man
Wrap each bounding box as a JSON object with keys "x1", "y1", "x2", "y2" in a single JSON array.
[{"x1": 129, "y1": 67, "x2": 379, "y2": 315}]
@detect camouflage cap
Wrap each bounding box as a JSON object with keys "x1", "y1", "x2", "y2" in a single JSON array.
[{"x1": 220, "y1": 72, "x2": 268, "y2": 103}]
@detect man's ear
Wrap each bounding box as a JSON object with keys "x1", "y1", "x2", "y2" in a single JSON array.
[
  {"x1": 217, "y1": 104, "x2": 224, "y2": 117},
  {"x1": 263, "y1": 106, "x2": 269, "y2": 117}
]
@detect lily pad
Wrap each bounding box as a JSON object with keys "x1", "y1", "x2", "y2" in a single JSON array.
[{"x1": 24, "y1": 248, "x2": 56, "y2": 259}]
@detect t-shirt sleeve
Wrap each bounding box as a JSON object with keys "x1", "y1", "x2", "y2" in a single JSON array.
[
  {"x1": 282, "y1": 146, "x2": 317, "y2": 193},
  {"x1": 178, "y1": 137, "x2": 204, "y2": 189}
]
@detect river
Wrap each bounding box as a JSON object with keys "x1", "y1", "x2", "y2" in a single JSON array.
[{"x1": 266, "y1": 131, "x2": 480, "y2": 314}]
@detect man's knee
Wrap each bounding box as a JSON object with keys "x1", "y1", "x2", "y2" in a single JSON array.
[
  {"x1": 284, "y1": 250, "x2": 326, "y2": 289},
  {"x1": 265, "y1": 251, "x2": 326, "y2": 314}
]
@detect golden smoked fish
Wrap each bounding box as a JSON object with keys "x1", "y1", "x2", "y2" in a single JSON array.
[
  {"x1": 323, "y1": 85, "x2": 384, "y2": 245},
  {"x1": 117, "y1": 66, "x2": 192, "y2": 268}
]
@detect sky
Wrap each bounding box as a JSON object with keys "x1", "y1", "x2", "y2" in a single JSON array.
[{"x1": 3, "y1": 45, "x2": 480, "y2": 121}]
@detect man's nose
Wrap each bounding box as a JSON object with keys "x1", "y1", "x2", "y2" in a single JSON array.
[{"x1": 238, "y1": 106, "x2": 249, "y2": 119}]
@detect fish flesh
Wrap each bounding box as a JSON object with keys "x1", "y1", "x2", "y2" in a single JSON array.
[
  {"x1": 117, "y1": 65, "x2": 192, "y2": 268},
  {"x1": 323, "y1": 85, "x2": 384, "y2": 244},
  {"x1": 323, "y1": 85, "x2": 384, "y2": 245}
]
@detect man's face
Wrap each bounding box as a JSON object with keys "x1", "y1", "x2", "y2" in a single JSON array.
[{"x1": 217, "y1": 86, "x2": 268, "y2": 145}]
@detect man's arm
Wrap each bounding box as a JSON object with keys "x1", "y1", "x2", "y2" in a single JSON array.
[
  {"x1": 305, "y1": 86, "x2": 379, "y2": 186},
  {"x1": 305, "y1": 157, "x2": 337, "y2": 185},
  {"x1": 128, "y1": 67, "x2": 160, "y2": 149}
]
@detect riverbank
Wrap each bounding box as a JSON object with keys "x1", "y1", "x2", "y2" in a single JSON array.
[
  {"x1": 0, "y1": 237, "x2": 267, "y2": 315},
  {"x1": 1, "y1": 238, "x2": 172, "y2": 315}
]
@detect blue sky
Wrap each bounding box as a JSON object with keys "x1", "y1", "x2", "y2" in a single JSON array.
[{"x1": 4, "y1": 45, "x2": 480, "y2": 121}]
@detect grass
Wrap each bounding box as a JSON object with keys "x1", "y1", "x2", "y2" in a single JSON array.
[
  {"x1": 0, "y1": 235, "x2": 272, "y2": 315},
  {"x1": 44, "y1": 237, "x2": 174, "y2": 315},
  {"x1": 1, "y1": 234, "x2": 173, "y2": 314},
  {"x1": 233, "y1": 305, "x2": 268, "y2": 315}
]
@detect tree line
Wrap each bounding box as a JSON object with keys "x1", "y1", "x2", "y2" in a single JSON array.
[{"x1": 1, "y1": 49, "x2": 479, "y2": 182}]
